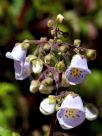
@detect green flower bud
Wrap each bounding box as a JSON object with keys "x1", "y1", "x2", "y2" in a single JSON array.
[
  {"x1": 47, "y1": 20, "x2": 54, "y2": 28},
  {"x1": 56, "y1": 14, "x2": 64, "y2": 23},
  {"x1": 43, "y1": 43, "x2": 51, "y2": 51},
  {"x1": 22, "y1": 39, "x2": 30, "y2": 49},
  {"x1": 55, "y1": 61, "x2": 66, "y2": 72},
  {"x1": 39, "y1": 77, "x2": 53, "y2": 94},
  {"x1": 42, "y1": 77, "x2": 53, "y2": 86},
  {"x1": 40, "y1": 37, "x2": 47, "y2": 42},
  {"x1": 57, "y1": 39, "x2": 62, "y2": 44},
  {"x1": 48, "y1": 72, "x2": 53, "y2": 78},
  {"x1": 86, "y1": 49, "x2": 96, "y2": 60},
  {"x1": 61, "y1": 73, "x2": 70, "y2": 87},
  {"x1": 74, "y1": 39, "x2": 81, "y2": 47},
  {"x1": 26, "y1": 55, "x2": 37, "y2": 62},
  {"x1": 30, "y1": 80, "x2": 40, "y2": 93},
  {"x1": 48, "y1": 95, "x2": 56, "y2": 104},
  {"x1": 32, "y1": 59, "x2": 43, "y2": 74},
  {"x1": 51, "y1": 30, "x2": 55, "y2": 35},
  {"x1": 59, "y1": 45, "x2": 68, "y2": 53},
  {"x1": 55, "y1": 104, "x2": 60, "y2": 111},
  {"x1": 49, "y1": 39, "x2": 54, "y2": 44},
  {"x1": 39, "y1": 84, "x2": 53, "y2": 94},
  {"x1": 44, "y1": 54, "x2": 57, "y2": 66}
]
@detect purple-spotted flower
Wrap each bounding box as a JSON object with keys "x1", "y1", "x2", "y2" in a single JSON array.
[
  {"x1": 65, "y1": 54, "x2": 91, "y2": 85},
  {"x1": 57, "y1": 92, "x2": 85, "y2": 129}
]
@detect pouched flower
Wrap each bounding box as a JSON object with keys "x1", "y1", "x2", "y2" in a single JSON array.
[
  {"x1": 32, "y1": 59, "x2": 43, "y2": 74},
  {"x1": 5, "y1": 43, "x2": 27, "y2": 62},
  {"x1": 65, "y1": 54, "x2": 91, "y2": 85},
  {"x1": 14, "y1": 60, "x2": 32, "y2": 80},
  {"x1": 85, "y1": 103, "x2": 99, "y2": 121},
  {"x1": 39, "y1": 97, "x2": 56, "y2": 115},
  {"x1": 57, "y1": 92, "x2": 85, "y2": 129}
]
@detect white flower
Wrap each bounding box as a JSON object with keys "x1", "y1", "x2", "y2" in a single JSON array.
[
  {"x1": 85, "y1": 103, "x2": 98, "y2": 121},
  {"x1": 57, "y1": 93, "x2": 85, "y2": 129},
  {"x1": 32, "y1": 59, "x2": 43, "y2": 74},
  {"x1": 5, "y1": 43, "x2": 27, "y2": 62},
  {"x1": 39, "y1": 98, "x2": 56, "y2": 115},
  {"x1": 65, "y1": 54, "x2": 91, "y2": 85},
  {"x1": 56, "y1": 14, "x2": 64, "y2": 23}
]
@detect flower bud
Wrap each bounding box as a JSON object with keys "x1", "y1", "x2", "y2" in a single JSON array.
[
  {"x1": 73, "y1": 39, "x2": 81, "y2": 47},
  {"x1": 26, "y1": 55, "x2": 37, "y2": 62},
  {"x1": 47, "y1": 20, "x2": 54, "y2": 28},
  {"x1": 55, "y1": 61, "x2": 66, "y2": 72},
  {"x1": 56, "y1": 14, "x2": 64, "y2": 23},
  {"x1": 61, "y1": 73, "x2": 70, "y2": 87},
  {"x1": 48, "y1": 95, "x2": 56, "y2": 104},
  {"x1": 55, "y1": 104, "x2": 60, "y2": 111},
  {"x1": 51, "y1": 30, "x2": 55, "y2": 35},
  {"x1": 42, "y1": 77, "x2": 53, "y2": 86},
  {"x1": 32, "y1": 59, "x2": 43, "y2": 74},
  {"x1": 44, "y1": 54, "x2": 57, "y2": 66},
  {"x1": 43, "y1": 43, "x2": 51, "y2": 51},
  {"x1": 59, "y1": 45, "x2": 68, "y2": 53},
  {"x1": 40, "y1": 37, "x2": 47, "y2": 42},
  {"x1": 22, "y1": 39, "x2": 30, "y2": 49},
  {"x1": 30, "y1": 80, "x2": 40, "y2": 93},
  {"x1": 86, "y1": 49, "x2": 96, "y2": 60},
  {"x1": 49, "y1": 39, "x2": 54, "y2": 44},
  {"x1": 39, "y1": 84, "x2": 53, "y2": 94},
  {"x1": 57, "y1": 39, "x2": 62, "y2": 44}
]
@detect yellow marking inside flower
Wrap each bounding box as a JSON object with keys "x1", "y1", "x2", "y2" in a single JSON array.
[
  {"x1": 65, "y1": 109, "x2": 77, "y2": 118},
  {"x1": 70, "y1": 68, "x2": 81, "y2": 77}
]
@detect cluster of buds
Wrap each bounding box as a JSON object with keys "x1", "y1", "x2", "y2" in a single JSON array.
[{"x1": 5, "y1": 14, "x2": 98, "y2": 131}]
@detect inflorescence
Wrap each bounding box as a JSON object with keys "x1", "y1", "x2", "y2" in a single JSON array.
[{"x1": 5, "y1": 14, "x2": 98, "y2": 134}]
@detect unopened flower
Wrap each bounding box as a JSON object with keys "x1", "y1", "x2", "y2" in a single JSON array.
[
  {"x1": 44, "y1": 54, "x2": 57, "y2": 66},
  {"x1": 61, "y1": 73, "x2": 70, "y2": 87},
  {"x1": 74, "y1": 39, "x2": 81, "y2": 47},
  {"x1": 85, "y1": 103, "x2": 98, "y2": 121},
  {"x1": 86, "y1": 49, "x2": 96, "y2": 60},
  {"x1": 55, "y1": 61, "x2": 66, "y2": 72},
  {"x1": 65, "y1": 54, "x2": 91, "y2": 85},
  {"x1": 14, "y1": 60, "x2": 32, "y2": 80},
  {"x1": 32, "y1": 59, "x2": 43, "y2": 74},
  {"x1": 30, "y1": 80, "x2": 40, "y2": 93},
  {"x1": 5, "y1": 43, "x2": 27, "y2": 62},
  {"x1": 57, "y1": 92, "x2": 85, "y2": 129},
  {"x1": 39, "y1": 84, "x2": 53, "y2": 94},
  {"x1": 39, "y1": 98, "x2": 56, "y2": 115},
  {"x1": 56, "y1": 14, "x2": 64, "y2": 23}
]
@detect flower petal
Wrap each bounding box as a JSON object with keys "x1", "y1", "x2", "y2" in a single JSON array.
[
  {"x1": 6, "y1": 44, "x2": 27, "y2": 62},
  {"x1": 14, "y1": 61, "x2": 32, "y2": 80},
  {"x1": 85, "y1": 103, "x2": 99, "y2": 121},
  {"x1": 39, "y1": 98, "x2": 56, "y2": 115}
]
